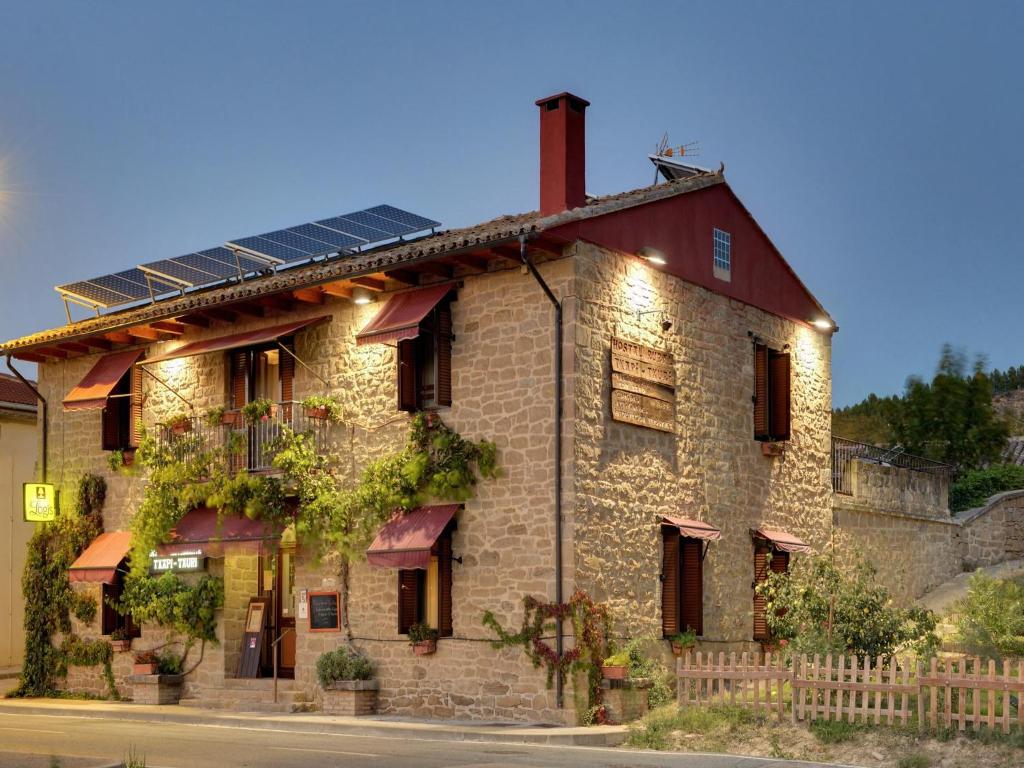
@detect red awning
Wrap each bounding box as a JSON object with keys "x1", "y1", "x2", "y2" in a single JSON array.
[
  {"x1": 356, "y1": 284, "x2": 454, "y2": 346},
  {"x1": 752, "y1": 528, "x2": 813, "y2": 554},
  {"x1": 63, "y1": 349, "x2": 143, "y2": 411},
  {"x1": 69, "y1": 531, "x2": 132, "y2": 583},
  {"x1": 143, "y1": 315, "x2": 330, "y2": 365},
  {"x1": 366, "y1": 504, "x2": 460, "y2": 569},
  {"x1": 663, "y1": 516, "x2": 722, "y2": 541},
  {"x1": 158, "y1": 507, "x2": 278, "y2": 556}
]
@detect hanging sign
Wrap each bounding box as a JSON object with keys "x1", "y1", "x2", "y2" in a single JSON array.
[
  {"x1": 23, "y1": 483, "x2": 57, "y2": 522},
  {"x1": 148, "y1": 548, "x2": 207, "y2": 575},
  {"x1": 610, "y1": 336, "x2": 676, "y2": 433}
]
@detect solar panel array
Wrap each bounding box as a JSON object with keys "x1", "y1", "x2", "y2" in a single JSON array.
[{"x1": 56, "y1": 204, "x2": 440, "y2": 312}]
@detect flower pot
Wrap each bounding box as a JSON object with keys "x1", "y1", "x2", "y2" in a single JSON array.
[
  {"x1": 122, "y1": 450, "x2": 135, "y2": 468},
  {"x1": 322, "y1": 680, "x2": 379, "y2": 716},
  {"x1": 221, "y1": 411, "x2": 242, "y2": 427},
  {"x1": 112, "y1": 640, "x2": 132, "y2": 652},
  {"x1": 304, "y1": 406, "x2": 329, "y2": 420},
  {"x1": 602, "y1": 664, "x2": 628, "y2": 681},
  {"x1": 412, "y1": 639, "x2": 437, "y2": 656},
  {"x1": 670, "y1": 641, "x2": 694, "y2": 657},
  {"x1": 133, "y1": 662, "x2": 158, "y2": 675},
  {"x1": 171, "y1": 421, "x2": 192, "y2": 435}
]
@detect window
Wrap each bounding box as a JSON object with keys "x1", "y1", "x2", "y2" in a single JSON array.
[
  {"x1": 713, "y1": 228, "x2": 731, "y2": 281},
  {"x1": 101, "y1": 567, "x2": 140, "y2": 638},
  {"x1": 753, "y1": 343, "x2": 791, "y2": 442},
  {"x1": 661, "y1": 527, "x2": 704, "y2": 637},
  {"x1": 397, "y1": 300, "x2": 453, "y2": 412},
  {"x1": 228, "y1": 340, "x2": 295, "y2": 411},
  {"x1": 101, "y1": 365, "x2": 142, "y2": 452},
  {"x1": 397, "y1": 528, "x2": 453, "y2": 637},
  {"x1": 752, "y1": 544, "x2": 789, "y2": 641}
]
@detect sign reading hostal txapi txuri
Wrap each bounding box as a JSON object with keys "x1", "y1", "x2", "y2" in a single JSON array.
[
  {"x1": 23, "y1": 483, "x2": 57, "y2": 522},
  {"x1": 610, "y1": 335, "x2": 676, "y2": 433},
  {"x1": 149, "y1": 548, "x2": 207, "y2": 575}
]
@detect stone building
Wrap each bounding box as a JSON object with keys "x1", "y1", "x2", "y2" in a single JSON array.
[{"x1": 0, "y1": 92, "x2": 836, "y2": 722}]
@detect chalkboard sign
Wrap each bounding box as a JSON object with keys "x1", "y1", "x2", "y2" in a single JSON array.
[{"x1": 308, "y1": 591, "x2": 340, "y2": 632}]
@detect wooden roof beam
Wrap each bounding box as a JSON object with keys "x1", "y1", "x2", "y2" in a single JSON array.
[
  {"x1": 201, "y1": 308, "x2": 237, "y2": 324},
  {"x1": 291, "y1": 288, "x2": 324, "y2": 305},
  {"x1": 12, "y1": 351, "x2": 47, "y2": 364},
  {"x1": 321, "y1": 282, "x2": 352, "y2": 299},
  {"x1": 383, "y1": 268, "x2": 420, "y2": 286},
  {"x1": 56, "y1": 342, "x2": 92, "y2": 356},
  {"x1": 234, "y1": 303, "x2": 267, "y2": 318},
  {"x1": 413, "y1": 262, "x2": 454, "y2": 279},
  {"x1": 104, "y1": 331, "x2": 134, "y2": 345},
  {"x1": 176, "y1": 315, "x2": 210, "y2": 328},
  {"x1": 126, "y1": 326, "x2": 162, "y2": 342},
  {"x1": 450, "y1": 254, "x2": 490, "y2": 274},
  {"x1": 79, "y1": 337, "x2": 113, "y2": 351},
  {"x1": 34, "y1": 347, "x2": 68, "y2": 359},
  {"x1": 150, "y1": 321, "x2": 185, "y2": 335},
  {"x1": 350, "y1": 276, "x2": 386, "y2": 292}
]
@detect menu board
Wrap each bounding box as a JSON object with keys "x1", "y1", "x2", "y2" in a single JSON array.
[{"x1": 308, "y1": 591, "x2": 340, "y2": 632}]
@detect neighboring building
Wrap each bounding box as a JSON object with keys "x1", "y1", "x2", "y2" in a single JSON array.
[
  {"x1": 0, "y1": 93, "x2": 835, "y2": 722},
  {"x1": 0, "y1": 373, "x2": 38, "y2": 670}
]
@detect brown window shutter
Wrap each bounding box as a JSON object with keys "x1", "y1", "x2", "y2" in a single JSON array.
[
  {"x1": 769, "y1": 549, "x2": 790, "y2": 575},
  {"x1": 397, "y1": 569, "x2": 422, "y2": 634},
  {"x1": 438, "y1": 533, "x2": 453, "y2": 637},
  {"x1": 279, "y1": 342, "x2": 295, "y2": 421},
  {"x1": 129, "y1": 363, "x2": 143, "y2": 448},
  {"x1": 101, "y1": 404, "x2": 120, "y2": 451},
  {"x1": 661, "y1": 527, "x2": 680, "y2": 637},
  {"x1": 752, "y1": 546, "x2": 770, "y2": 641},
  {"x1": 101, "y1": 581, "x2": 119, "y2": 635},
  {"x1": 753, "y1": 343, "x2": 769, "y2": 440},
  {"x1": 397, "y1": 339, "x2": 419, "y2": 413},
  {"x1": 680, "y1": 538, "x2": 704, "y2": 636},
  {"x1": 436, "y1": 303, "x2": 453, "y2": 408},
  {"x1": 768, "y1": 351, "x2": 791, "y2": 441},
  {"x1": 230, "y1": 350, "x2": 249, "y2": 409}
]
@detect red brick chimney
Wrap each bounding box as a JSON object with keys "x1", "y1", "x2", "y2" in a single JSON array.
[{"x1": 536, "y1": 92, "x2": 590, "y2": 216}]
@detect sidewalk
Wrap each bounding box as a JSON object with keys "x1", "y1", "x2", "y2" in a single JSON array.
[{"x1": 0, "y1": 697, "x2": 628, "y2": 747}]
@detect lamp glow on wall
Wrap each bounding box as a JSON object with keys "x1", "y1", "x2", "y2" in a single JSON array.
[
  {"x1": 811, "y1": 318, "x2": 835, "y2": 331},
  {"x1": 352, "y1": 287, "x2": 373, "y2": 305},
  {"x1": 637, "y1": 246, "x2": 667, "y2": 267}
]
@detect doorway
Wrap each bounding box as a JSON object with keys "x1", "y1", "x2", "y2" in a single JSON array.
[{"x1": 259, "y1": 547, "x2": 296, "y2": 678}]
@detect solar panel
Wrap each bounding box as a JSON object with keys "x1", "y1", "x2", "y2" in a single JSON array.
[
  {"x1": 141, "y1": 259, "x2": 221, "y2": 286},
  {"x1": 287, "y1": 223, "x2": 364, "y2": 250},
  {"x1": 57, "y1": 268, "x2": 166, "y2": 308},
  {"x1": 367, "y1": 205, "x2": 440, "y2": 233},
  {"x1": 226, "y1": 236, "x2": 305, "y2": 264},
  {"x1": 255, "y1": 228, "x2": 337, "y2": 257},
  {"x1": 197, "y1": 247, "x2": 268, "y2": 274},
  {"x1": 88, "y1": 269, "x2": 155, "y2": 300},
  {"x1": 58, "y1": 281, "x2": 137, "y2": 307},
  {"x1": 172, "y1": 252, "x2": 240, "y2": 279},
  {"x1": 338, "y1": 210, "x2": 417, "y2": 238},
  {"x1": 316, "y1": 215, "x2": 394, "y2": 243}
]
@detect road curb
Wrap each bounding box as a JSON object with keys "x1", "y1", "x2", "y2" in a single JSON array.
[{"x1": 0, "y1": 702, "x2": 628, "y2": 747}]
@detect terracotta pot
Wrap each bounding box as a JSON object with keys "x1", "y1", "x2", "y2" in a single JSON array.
[
  {"x1": 221, "y1": 411, "x2": 241, "y2": 427},
  {"x1": 670, "y1": 641, "x2": 694, "y2": 657},
  {"x1": 304, "y1": 406, "x2": 329, "y2": 420},
  {"x1": 171, "y1": 421, "x2": 192, "y2": 435},
  {"x1": 133, "y1": 662, "x2": 158, "y2": 675},
  {"x1": 412, "y1": 639, "x2": 437, "y2": 656},
  {"x1": 121, "y1": 450, "x2": 135, "y2": 468},
  {"x1": 112, "y1": 640, "x2": 131, "y2": 652},
  {"x1": 602, "y1": 664, "x2": 628, "y2": 680}
]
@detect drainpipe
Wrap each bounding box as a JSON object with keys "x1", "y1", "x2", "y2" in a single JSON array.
[
  {"x1": 519, "y1": 234, "x2": 564, "y2": 709},
  {"x1": 5, "y1": 354, "x2": 47, "y2": 482}
]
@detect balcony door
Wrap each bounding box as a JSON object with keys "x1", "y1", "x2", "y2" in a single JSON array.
[{"x1": 229, "y1": 341, "x2": 294, "y2": 471}]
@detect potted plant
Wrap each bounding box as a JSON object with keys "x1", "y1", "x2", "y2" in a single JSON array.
[
  {"x1": 132, "y1": 650, "x2": 185, "y2": 705},
  {"x1": 316, "y1": 646, "x2": 378, "y2": 716},
  {"x1": 601, "y1": 648, "x2": 630, "y2": 680},
  {"x1": 669, "y1": 628, "x2": 697, "y2": 656},
  {"x1": 408, "y1": 623, "x2": 439, "y2": 656},
  {"x1": 166, "y1": 413, "x2": 192, "y2": 435},
  {"x1": 110, "y1": 627, "x2": 132, "y2": 653},
  {"x1": 241, "y1": 398, "x2": 276, "y2": 425},
  {"x1": 301, "y1": 394, "x2": 343, "y2": 422},
  {"x1": 133, "y1": 649, "x2": 158, "y2": 675}
]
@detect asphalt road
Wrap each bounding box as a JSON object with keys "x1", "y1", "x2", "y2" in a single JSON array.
[{"x1": 0, "y1": 711, "x2": 855, "y2": 768}]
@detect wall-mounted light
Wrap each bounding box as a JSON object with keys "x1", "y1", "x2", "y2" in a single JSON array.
[
  {"x1": 638, "y1": 246, "x2": 667, "y2": 267},
  {"x1": 637, "y1": 309, "x2": 672, "y2": 332},
  {"x1": 352, "y1": 287, "x2": 373, "y2": 305},
  {"x1": 811, "y1": 318, "x2": 835, "y2": 331}
]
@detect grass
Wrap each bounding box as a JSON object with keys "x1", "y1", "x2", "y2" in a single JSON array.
[
  {"x1": 896, "y1": 755, "x2": 931, "y2": 768},
  {"x1": 626, "y1": 704, "x2": 764, "y2": 751},
  {"x1": 124, "y1": 744, "x2": 146, "y2": 768},
  {"x1": 809, "y1": 719, "x2": 865, "y2": 744}
]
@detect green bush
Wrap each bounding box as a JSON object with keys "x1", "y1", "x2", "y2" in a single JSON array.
[
  {"x1": 953, "y1": 572, "x2": 1024, "y2": 658},
  {"x1": 950, "y1": 465, "x2": 1024, "y2": 512},
  {"x1": 315, "y1": 646, "x2": 374, "y2": 686},
  {"x1": 809, "y1": 719, "x2": 864, "y2": 744}
]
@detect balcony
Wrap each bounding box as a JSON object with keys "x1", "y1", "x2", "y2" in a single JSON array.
[
  {"x1": 157, "y1": 401, "x2": 334, "y2": 473},
  {"x1": 831, "y1": 436, "x2": 952, "y2": 497}
]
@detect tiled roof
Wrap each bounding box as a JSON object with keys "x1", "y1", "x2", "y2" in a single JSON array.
[
  {"x1": 0, "y1": 373, "x2": 38, "y2": 408},
  {"x1": 0, "y1": 173, "x2": 724, "y2": 353}
]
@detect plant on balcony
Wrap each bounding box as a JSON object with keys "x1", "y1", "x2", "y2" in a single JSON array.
[
  {"x1": 132, "y1": 649, "x2": 158, "y2": 675},
  {"x1": 407, "y1": 623, "x2": 439, "y2": 655},
  {"x1": 301, "y1": 394, "x2": 343, "y2": 422},
  {"x1": 668, "y1": 628, "x2": 697, "y2": 656},
  {"x1": 205, "y1": 406, "x2": 242, "y2": 428},
  {"x1": 110, "y1": 627, "x2": 132, "y2": 652},
  {"x1": 166, "y1": 412, "x2": 192, "y2": 434},
  {"x1": 106, "y1": 448, "x2": 136, "y2": 473},
  {"x1": 241, "y1": 398, "x2": 275, "y2": 424}
]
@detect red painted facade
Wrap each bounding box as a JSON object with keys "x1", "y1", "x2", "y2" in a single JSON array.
[{"x1": 546, "y1": 183, "x2": 829, "y2": 327}]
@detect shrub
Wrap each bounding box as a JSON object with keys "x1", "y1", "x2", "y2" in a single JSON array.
[
  {"x1": 315, "y1": 646, "x2": 374, "y2": 686},
  {"x1": 950, "y1": 465, "x2": 1024, "y2": 512},
  {"x1": 156, "y1": 650, "x2": 183, "y2": 675},
  {"x1": 953, "y1": 572, "x2": 1024, "y2": 658}
]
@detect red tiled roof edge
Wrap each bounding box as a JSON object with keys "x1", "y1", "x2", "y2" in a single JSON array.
[{"x1": 0, "y1": 373, "x2": 39, "y2": 408}]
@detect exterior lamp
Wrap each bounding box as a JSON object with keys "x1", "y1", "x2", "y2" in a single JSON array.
[
  {"x1": 811, "y1": 318, "x2": 834, "y2": 331},
  {"x1": 352, "y1": 287, "x2": 373, "y2": 305},
  {"x1": 638, "y1": 247, "x2": 667, "y2": 267}
]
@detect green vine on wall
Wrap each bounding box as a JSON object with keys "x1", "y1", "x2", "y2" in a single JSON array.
[{"x1": 482, "y1": 591, "x2": 611, "y2": 714}]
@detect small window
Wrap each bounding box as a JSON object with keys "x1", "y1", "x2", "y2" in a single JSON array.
[
  {"x1": 753, "y1": 343, "x2": 791, "y2": 442},
  {"x1": 397, "y1": 529, "x2": 453, "y2": 637},
  {"x1": 752, "y1": 544, "x2": 789, "y2": 641},
  {"x1": 713, "y1": 228, "x2": 731, "y2": 280},
  {"x1": 661, "y1": 528, "x2": 704, "y2": 637},
  {"x1": 397, "y1": 300, "x2": 453, "y2": 412},
  {"x1": 101, "y1": 567, "x2": 140, "y2": 638},
  {"x1": 101, "y1": 366, "x2": 142, "y2": 452}
]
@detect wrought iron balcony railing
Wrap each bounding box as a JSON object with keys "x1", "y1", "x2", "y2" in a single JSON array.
[{"x1": 831, "y1": 436, "x2": 953, "y2": 495}]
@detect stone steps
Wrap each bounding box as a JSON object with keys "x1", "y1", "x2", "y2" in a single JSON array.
[{"x1": 180, "y1": 679, "x2": 313, "y2": 713}]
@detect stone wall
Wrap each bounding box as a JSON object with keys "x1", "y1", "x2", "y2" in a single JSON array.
[
  {"x1": 845, "y1": 459, "x2": 949, "y2": 519},
  {"x1": 569, "y1": 244, "x2": 834, "y2": 652},
  {"x1": 959, "y1": 491, "x2": 1024, "y2": 569}
]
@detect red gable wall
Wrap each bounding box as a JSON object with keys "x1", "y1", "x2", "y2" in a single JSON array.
[{"x1": 546, "y1": 183, "x2": 828, "y2": 327}]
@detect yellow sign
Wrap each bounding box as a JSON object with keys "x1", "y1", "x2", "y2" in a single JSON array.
[{"x1": 23, "y1": 483, "x2": 57, "y2": 522}]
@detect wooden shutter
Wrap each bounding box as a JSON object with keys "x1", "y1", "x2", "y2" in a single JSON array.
[
  {"x1": 230, "y1": 350, "x2": 249, "y2": 409},
  {"x1": 770, "y1": 550, "x2": 790, "y2": 575},
  {"x1": 752, "y1": 546, "x2": 770, "y2": 641},
  {"x1": 397, "y1": 339, "x2": 419, "y2": 413},
  {"x1": 436, "y1": 303, "x2": 453, "y2": 408},
  {"x1": 279, "y1": 341, "x2": 294, "y2": 422},
  {"x1": 438, "y1": 533, "x2": 453, "y2": 637},
  {"x1": 753, "y1": 343, "x2": 769, "y2": 440},
  {"x1": 768, "y1": 351, "x2": 791, "y2": 441},
  {"x1": 680, "y1": 538, "x2": 704, "y2": 636},
  {"x1": 101, "y1": 405, "x2": 120, "y2": 451},
  {"x1": 129, "y1": 363, "x2": 143, "y2": 447},
  {"x1": 661, "y1": 527, "x2": 680, "y2": 637},
  {"x1": 398, "y1": 569, "x2": 422, "y2": 634},
  {"x1": 101, "y1": 581, "x2": 119, "y2": 635}
]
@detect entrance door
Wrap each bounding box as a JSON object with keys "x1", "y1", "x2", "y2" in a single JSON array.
[{"x1": 259, "y1": 548, "x2": 296, "y2": 678}]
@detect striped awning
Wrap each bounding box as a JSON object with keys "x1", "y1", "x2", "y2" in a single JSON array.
[
  {"x1": 69, "y1": 531, "x2": 132, "y2": 583},
  {"x1": 143, "y1": 316, "x2": 329, "y2": 364},
  {"x1": 63, "y1": 349, "x2": 143, "y2": 411},
  {"x1": 662, "y1": 516, "x2": 721, "y2": 541},
  {"x1": 752, "y1": 528, "x2": 812, "y2": 553},
  {"x1": 356, "y1": 284, "x2": 454, "y2": 346},
  {"x1": 366, "y1": 504, "x2": 460, "y2": 569}
]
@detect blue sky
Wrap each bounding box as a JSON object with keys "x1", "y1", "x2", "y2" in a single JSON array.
[{"x1": 0, "y1": 1, "x2": 1021, "y2": 406}]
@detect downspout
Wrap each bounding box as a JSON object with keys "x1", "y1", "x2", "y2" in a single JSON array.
[
  {"x1": 519, "y1": 234, "x2": 564, "y2": 709},
  {"x1": 6, "y1": 354, "x2": 47, "y2": 482}
]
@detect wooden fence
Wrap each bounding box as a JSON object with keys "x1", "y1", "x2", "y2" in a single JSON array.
[{"x1": 676, "y1": 652, "x2": 1024, "y2": 733}]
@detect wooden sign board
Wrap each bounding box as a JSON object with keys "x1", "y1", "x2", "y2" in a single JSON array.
[
  {"x1": 237, "y1": 597, "x2": 269, "y2": 678},
  {"x1": 308, "y1": 591, "x2": 340, "y2": 632},
  {"x1": 610, "y1": 336, "x2": 676, "y2": 433}
]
